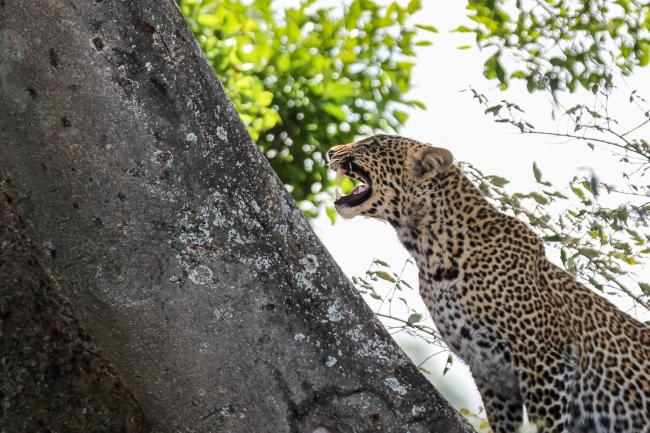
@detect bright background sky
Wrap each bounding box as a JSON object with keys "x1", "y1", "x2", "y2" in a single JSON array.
[{"x1": 290, "y1": 0, "x2": 650, "y2": 424}]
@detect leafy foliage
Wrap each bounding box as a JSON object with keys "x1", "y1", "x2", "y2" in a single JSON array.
[
  {"x1": 352, "y1": 258, "x2": 445, "y2": 352},
  {"x1": 458, "y1": 0, "x2": 650, "y2": 93},
  {"x1": 178, "y1": 0, "x2": 431, "y2": 215}
]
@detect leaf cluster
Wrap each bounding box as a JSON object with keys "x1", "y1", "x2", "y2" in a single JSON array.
[{"x1": 459, "y1": 0, "x2": 650, "y2": 93}]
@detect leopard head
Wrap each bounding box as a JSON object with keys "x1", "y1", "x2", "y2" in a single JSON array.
[{"x1": 327, "y1": 134, "x2": 454, "y2": 221}]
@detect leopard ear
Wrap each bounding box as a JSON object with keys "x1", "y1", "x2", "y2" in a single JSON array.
[{"x1": 407, "y1": 146, "x2": 454, "y2": 179}]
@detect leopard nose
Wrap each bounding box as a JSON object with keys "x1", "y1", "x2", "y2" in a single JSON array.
[{"x1": 327, "y1": 148, "x2": 336, "y2": 161}]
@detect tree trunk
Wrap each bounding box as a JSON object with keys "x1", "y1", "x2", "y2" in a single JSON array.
[{"x1": 0, "y1": 1, "x2": 475, "y2": 432}]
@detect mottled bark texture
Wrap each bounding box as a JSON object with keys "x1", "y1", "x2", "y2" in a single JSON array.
[
  {"x1": 0, "y1": 185, "x2": 151, "y2": 432},
  {"x1": 0, "y1": 1, "x2": 475, "y2": 432}
]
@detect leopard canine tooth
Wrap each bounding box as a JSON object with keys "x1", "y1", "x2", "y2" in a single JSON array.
[
  {"x1": 335, "y1": 189, "x2": 341, "y2": 200},
  {"x1": 336, "y1": 168, "x2": 346, "y2": 181}
]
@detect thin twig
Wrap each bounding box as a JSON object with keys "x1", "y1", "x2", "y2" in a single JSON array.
[{"x1": 622, "y1": 118, "x2": 650, "y2": 137}]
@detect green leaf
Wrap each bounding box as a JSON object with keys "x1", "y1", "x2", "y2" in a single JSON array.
[
  {"x1": 484, "y1": 104, "x2": 502, "y2": 115},
  {"x1": 580, "y1": 248, "x2": 601, "y2": 259},
  {"x1": 639, "y1": 283, "x2": 650, "y2": 295},
  {"x1": 325, "y1": 206, "x2": 336, "y2": 225},
  {"x1": 405, "y1": 99, "x2": 426, "y2": 109},
  {"x1": 197, "y1": 14, "x2": 220, "y2": 29},
  {"x1": 533, "y1": 162, "x2": 542, "y2": 183},
  {"x1": 375, "y1": 271, "x2": 396, "y2": 282},
  {"x1": 443, "y1": 354, "x2": 453, "y2": 375},
  {"x1": 452, "y1": 25, "x2": 472, "y2": 33},
  {"x1": 322, "y1": 103, "x2": 346, "y2": 121},
  {"x1": 483, "y1": 53, "x2": 499, "y2": 80},
  {"x1": 588, "y1": 277, "x2": 604, "y2": 291},
  {"x1": 323, "y1": 81, "x2": 356, "y2": 99},
  {"x1": 530, "y1": 192, "x2": 548, "y2": 204},
  {"x1": 572, "y1": 187, "x2": 586, "y2": 200},
  {"x1": 406, "y1": 313, "x2": 423, "y2": 325},
  {"x1": 639, "y1": 42, "x2": 650, "y2": 67},
  {"x1": 415, "y1": 24, "x2": 438, "y2": 33},
  {"x1": 407, "y1": 0, "x2": 421, "y2": 13},
  {"x1": 286, "y1": 19, "x2": 301, "y2": 42},
  {"x1": 393, "y1": 110, "x2": 408, "y2": 124},
  {"x1": 276, "y1": 53, "x2": 291, "y2": 72},
  {"x1": 488, "y1": 175, "x2": 509, "y2": 187},
  {"x1": 258, "y1": 90, "x2": 273, "y2": 106},
  {"x1": 335, "y1": 175, "x2": 356, "y2": 195},
  {"x1": 543, "y1": 234, "x2": 562, "y2": 242}
]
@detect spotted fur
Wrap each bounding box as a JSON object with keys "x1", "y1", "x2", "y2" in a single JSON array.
[{"x1": 328, "y1": 134, "x2": 650, "y2": 433}]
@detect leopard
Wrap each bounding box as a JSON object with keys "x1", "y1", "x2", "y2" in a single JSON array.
[{"x1": 327, "y1": 134, "x2": 650, "y2": 433}]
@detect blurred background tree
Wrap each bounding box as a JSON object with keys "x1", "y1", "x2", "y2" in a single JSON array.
[
  {"x1": 461, "y1": 0, "x2": 650, "y2": 93},
  {"x1": 178, "y1": 0, "x2": 434, "y2": 217}
]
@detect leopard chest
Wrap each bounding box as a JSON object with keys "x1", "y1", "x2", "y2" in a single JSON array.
[{"x1": 420, "y1": 278, "x2": 518, "y2": 387}]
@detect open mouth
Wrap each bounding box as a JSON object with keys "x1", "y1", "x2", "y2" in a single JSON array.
[{"x1": 333, "y1": 160, "x2": 372, "y2": 207}]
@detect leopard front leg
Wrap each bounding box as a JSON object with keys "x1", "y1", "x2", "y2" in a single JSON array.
[
  {"x1": 474, "y1": 376, "x2": 524, "y2": 433},
  {"x1": 518, "y1": 357, "x2": 572, "y2": 433},
  {"x1": 521, "y1": 385, "x2": 568, "y2": 433}
]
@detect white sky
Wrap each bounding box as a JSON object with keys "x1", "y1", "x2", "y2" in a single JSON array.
[{"x1": 301, "y1": 0, "x2": 650, "y2": 417}]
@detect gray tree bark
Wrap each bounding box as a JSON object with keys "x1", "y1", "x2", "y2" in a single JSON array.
[{"x1": 0, "y1": 1, "x2": 475, "y2": 432}]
